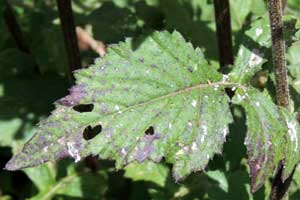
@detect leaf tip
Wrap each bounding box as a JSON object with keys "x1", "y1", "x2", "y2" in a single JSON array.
[{"x1": 4, "y1": 157, "x2": 20, "y2": 171}]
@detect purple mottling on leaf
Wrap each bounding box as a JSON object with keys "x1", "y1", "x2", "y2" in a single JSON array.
[
  {"x1": 57, "y1": 84, "x2": 87, "y2": 106},
  {"x1": 143, "y1": 133, "x2": 161, "y2": 142},
  {"x1": 134, "y1": 133, "x2": 161, "y2": 162},
  {"x1": 135, "y1": 145, "x2": 154, "y2": 162},
  {"x1": 54, "y1": 149, "x2": 70, "y2": 160}
]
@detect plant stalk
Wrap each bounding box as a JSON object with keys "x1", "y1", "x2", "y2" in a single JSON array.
[
  {"x1": 56, "y1": 0, "x2": 82, "y2": 80},
  {"x1": 268, "y1": 0, "x2": 294, "y2": 199},
  {"x1": 213, "y1": 0, "x2": 234, "y2": 69},
  {"x1": 56, "y1": 0, "x2": 100, "y2": 170},
  {"x1": 3, "y1": 0, "x2": 30, "y2": 53},
  {"x1": 268, "y1": 0, "x2": 290, "y2": 108}
]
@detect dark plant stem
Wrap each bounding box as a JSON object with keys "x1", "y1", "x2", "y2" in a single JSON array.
[
  {"x1": 56, "y1": 0, "x2": 82, "y2": 80},
  {"x1": 270, "y1": 163, "x2": 296, "y2": 200},
  {"x1": 56, "y1": 0, "x2": 99, "y2": 171},
  {"x1": 268, "y1": 0, "x2": 290, "y2": 108},
  {"x1": 268, "y1": 0, "x2": 294, "y2": 199},
  {"x1": 3, "y1": 0, "x2": 30, "y2": 53},
  {"x1": 213, "y1": 0, "x2": 234, "y2": 69}
]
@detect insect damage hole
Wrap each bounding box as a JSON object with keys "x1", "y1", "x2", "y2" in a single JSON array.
[
  {"x1": 145, "y1": 126, "x2": 154, "y2": 135},
  {"x1": 73, "y1": 104, "x2": 94, "y2": 112},
  {"x1": 83, "y1": 124, "x2": 102, "y2": 140}
]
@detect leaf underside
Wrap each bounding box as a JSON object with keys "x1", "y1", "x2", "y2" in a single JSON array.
[{"x1": 5, "y1": 31, "x2": 300, "y2": 191}]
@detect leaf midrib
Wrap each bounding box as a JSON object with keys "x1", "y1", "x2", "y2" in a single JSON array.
[{"x1": 105, "y1": 82, "x2": 240, "y2": 119}]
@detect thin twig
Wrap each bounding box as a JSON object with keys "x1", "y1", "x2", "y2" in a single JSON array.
[
  {"x1": 76, "y1": 26, "x2": 106, "y2": 57},
  {"x1": 213, "y1": 0, "x2": 234, "y2": 70},
  {"x1": 281, "y1": 0, "x2": 287, "y2": 13},
  {"x1": 56, "y1": 0, "x2": 82, "y2": 80},
  {"x1": 3, "y1": 0, "x2": 30, "y2": 53},
  {"x1": 268, "y1": 0, "x2": 294, "y2": 199}
]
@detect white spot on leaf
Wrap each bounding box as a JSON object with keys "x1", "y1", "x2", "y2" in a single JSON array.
[
  {"x1": 238, "y1": 48, "x2": 244, "y2": 56},
  {"x1": 191, "y1": 142, "x2": 198, "y2": 151},
  {"x1": 191, "y1": 100, "x2": 197, "y2": 107},
  {"x1": 67, "y1": 142, "x2": 81, "y2": 163},
  {"x1": 121, "y1": 148, "x2": 127, "y2": 156},
  {"x1": 286, "y1": 120, "x2": 298, "y2": 151},
  {"x1": 214, "y1": 85, "x2": 219, "y2": 91},
  {"x1": 58, "y1": 137, "x2": 66, "y2": 144},
  {"x1": 222, "y1": 75, "x2": 229, "y2": 82},
  {"x1": 43, "y1": 146, "x2": 48, "y2": 152},
  {"x1": 176, "y1": 149, "x2": 184, "y2": 156},
  {"x1": 202, "y1": 125, "x2": 208, "y2": 136},
  {"x1": 200, "y1": 135, "x2": 205, "y2": 143},
  {"x1": 249, "y1": 49, "x2": 263, "y2": 67},
  {"x1": 222, "y1": 127, "x2": 228, "y2": 139},
  {"x1": 255, "y1": 28, "x2": 263, "y2": 37}
]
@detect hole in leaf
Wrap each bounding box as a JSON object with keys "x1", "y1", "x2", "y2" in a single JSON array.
[
  {"x1": 73, "y1": 104, "x2": 94, "y2": 112},
  {"x1": 145, "y1": 126, "x2": 154, "y2": 135},
  {"x1": 83, "y1": 125, "x2": 102, "y2": 140}
]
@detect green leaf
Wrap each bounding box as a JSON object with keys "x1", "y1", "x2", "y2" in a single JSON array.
[
  {"x1": 230, "y1": 0, "x2": 251, "y2": 31},
  {"x1": 243, "y1": 15, "x2": 271, "y2": 48},
  {"x1": 0, "y1": 49, "x2": 36, "y2": 78},
  {"x1": 231, "y1": 14, "x2": 299, "y2": 84},
  {"x1": 287, "y1": 41, "x2": 300, "y2": 94},
  {"x1": 250, "y1": 0, "x2": 267, "y2": 16},
  {"x1": 206, "y1": 170, "x2": 228, "y2": 192},
  {"x1": 124, "y1": 161, "x2": 169, "y2": 187},
  {"x1": 161, "y1": 0, "x2": 218, "y2": 61},
  {"x1": 79, "y1": 1, "x2": 163, "y2": 45},
  {"x1": 26, "y1": 163, "x2": 107, "y2": 200},
  {"x1": 30, "y1": 27, "x2": 68, "y2": 75},
  {"x1": 0, "y1": 48, "x2": 68, "y2": 147},
  {"x1": 230, "y1": 46, "x2": 266, "y2": 84},
  {"x1": 287, "y1": 0, "x2": 300, "y2": 22},
  {"x1": 5, "y1": 31, "x2": 233, "y2": 181},
  {"x1": 232, "y1": 88, "x2": 297, "y2": 192},
  {"x1": 292, "y1": 165, "x2": 300, "y2": 189},
  {"x1": 279, "y1": 108, "x2": 300, "y2": 180},
  {"x1": 229, "y1": 16, "x2": 270, "y2": 83}
]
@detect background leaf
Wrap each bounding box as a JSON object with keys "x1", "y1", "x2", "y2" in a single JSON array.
[{"x1": 124, "y1": 161, "x2": 169, "y2": 187}]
